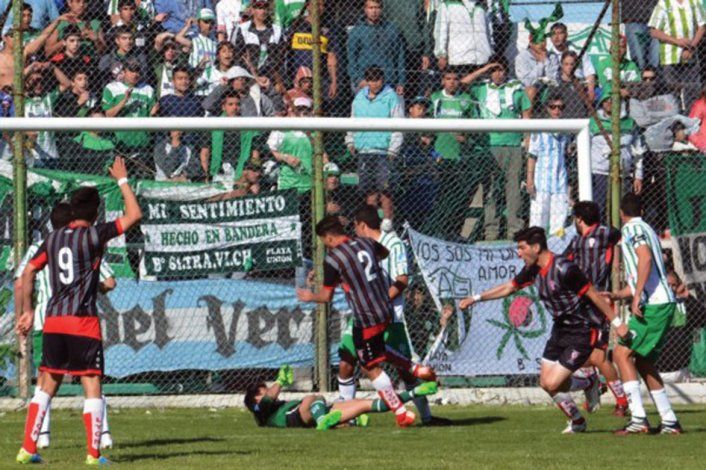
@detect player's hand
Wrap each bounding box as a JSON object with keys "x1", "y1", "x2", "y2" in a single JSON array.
[
  {"x1": 459, "y1": 296, "x2": 475, "y2": 310},
  {"x1": 616, "y1": 323, "x2": 629, "y2": 339},
  {"x1": 16, "y1": 311, "x2": 33, "y2": 336},
  {"x1": 631, "y1": 297, "x2": 643, "y2": 318},
  {"x1": 296, "y1": 288, "x2": 313, "y2": 302},
  {"x1": 275, "y1": 365, "x2": 294, "y2": 387},
  {"x1": 109, "y1": 156, "x2": 128, "y2": 180}
]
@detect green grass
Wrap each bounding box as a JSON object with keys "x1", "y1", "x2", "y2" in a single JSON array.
[{"x1": 2, "y1": 404, "x2": 706, "y2": 469}]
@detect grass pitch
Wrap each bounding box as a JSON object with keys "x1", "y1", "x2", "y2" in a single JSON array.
[{"x1": 1, "y1": 404, "x2": 705, "y2": 469}]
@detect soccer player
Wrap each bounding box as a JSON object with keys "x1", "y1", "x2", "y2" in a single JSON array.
[
  {"x1": 607, "y1": 194, "x2": 682, "y2": 434},
  {"x1": 454, "y1": 227, "x2": 627, "y2": 433},
  {"x1": 13, "y1": 202, "x2": 117, "y2": 450},
  {"x1": 335, "y1": 205, "x2": 450, "y2": 426},
  {"x1": 297, "y1": 216, "x2": 436, "y2": 428},
  {"x1": 244, "y1": 366, "x2": 439, "y2": 430},
  {"x1": 15, "y1": 157, "x2": 142, "y2": 465},
  {"x1": 564, "y1": 201, "x2": 629, "y2": 416}
]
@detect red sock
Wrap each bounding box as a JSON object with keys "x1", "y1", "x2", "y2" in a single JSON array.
[
  {"x1": 22, "y1": 389, "x2": 50, "y2": 454},
  {"x1": 83, "y1": 398, "x2": 103, "y2": 458},
  {"x1": 608, "y1": 380, "x2": 628, "y2": 406}
]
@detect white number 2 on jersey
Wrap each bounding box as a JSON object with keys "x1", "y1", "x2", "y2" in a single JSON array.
[
  {"x1": 357, "y1": 251, "x2": 377, "y2": 282},
  {"x1": 58, "y1": 247, "x2": 74, "y2": 284}
]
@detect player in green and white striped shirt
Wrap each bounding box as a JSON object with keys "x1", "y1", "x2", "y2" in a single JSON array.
[
  {"x1": 649, "y1": 0, "x2": 706, "y2": 106},
  {"x1": 606, "y1": 194, "x2": 681, "y2": 435},
  {"x1": 13, "y1": 203, "x2": 117, "y2": 449},
  {"x1": 335, "y1": 205, "x2": 451, "y2": 426}
]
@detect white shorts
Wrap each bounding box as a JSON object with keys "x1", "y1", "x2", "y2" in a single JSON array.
[{"x1": 529, "y1": 192, "x2": 569, "y2": 235}]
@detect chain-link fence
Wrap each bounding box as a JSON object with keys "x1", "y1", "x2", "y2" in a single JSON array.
[{"x1": 1, "y1": 0, "x2": 705, "y2": 402}]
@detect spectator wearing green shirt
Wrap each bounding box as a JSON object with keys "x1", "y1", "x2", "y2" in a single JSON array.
[
  {"x1": 102, "y1": 58, "x2": 158, "y2": 177},
  {"x1": 44, "y1": 0, "x2": 106, "y2": 59},
  {"x1": 592, "y1": 35, "x2": 641, "y2": 96},
  {"x1": 463, "y1": 58, "x2": 532, "y2": 240}
]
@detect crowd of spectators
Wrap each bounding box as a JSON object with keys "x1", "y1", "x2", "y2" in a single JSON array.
[{"x1": 0, "y1": 0, "x2": 705, "y2": 241}]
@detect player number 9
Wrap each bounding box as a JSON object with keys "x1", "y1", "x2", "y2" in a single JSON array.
[{"x1": 58, "y1": 247, "x2": 75, "y2": 284}]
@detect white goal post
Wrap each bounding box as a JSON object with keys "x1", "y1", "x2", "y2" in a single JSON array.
[{"x1": 0, "y1": 117, "x2": 593, "y2": 200}]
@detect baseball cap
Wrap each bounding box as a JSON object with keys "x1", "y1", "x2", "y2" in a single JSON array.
[
  {"x1": 324, "y1": 162, "x2": 340, "y2": 176},
  {"x1": 293, "y1": 96, "x2": 312, "y2": 108},
  {"x1": 225, "y1": 66, "x2": 254, "y2": 80},
  {"x1": 409, "y1": 96, "x2": 429, "y2": 107},
  {"x1": 197, "y1": 8, "x2": 216, "y2": 21}
]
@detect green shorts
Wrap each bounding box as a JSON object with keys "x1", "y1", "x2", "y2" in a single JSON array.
[
  {"x1": 618, "y1": 303, "x2": 676, "y2": 361},
  {"x1": 32, "y1": 330, "x2": 43, "y2": 371},
  {"x1": 338, "y1": 318, "x2": 412, "y2": 363}
]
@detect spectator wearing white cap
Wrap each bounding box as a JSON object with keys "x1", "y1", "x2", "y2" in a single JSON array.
[
  {"x1": 202, "y1": 65, "x2": 277, "y2": 117},
  {"x1": 175, "y1": 8, "x2": 218, "y2": 69}
]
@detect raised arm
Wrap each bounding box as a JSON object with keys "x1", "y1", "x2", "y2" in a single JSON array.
[{"x1": 108, "y1": 157, "x2": 142, "y2": 231}]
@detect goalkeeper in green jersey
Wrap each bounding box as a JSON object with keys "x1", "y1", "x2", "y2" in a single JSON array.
[{"x1": 244, "y1": 365, "x2": 438, "y2": 430}]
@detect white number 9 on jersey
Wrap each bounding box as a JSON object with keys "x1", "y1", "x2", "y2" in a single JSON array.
[{"x1": 58, "y1": 247, "x2": 75, "y2": 284}]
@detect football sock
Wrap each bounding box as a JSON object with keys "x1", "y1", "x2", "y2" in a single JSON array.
[
  {"x1": 337, "y1": 375, "x2": 356, "y2": 401},
  {"x1": 623, "y1": 380, "x2": 646, "y2": 420},
  {"x1": 569, "y1": 374, "x2": 594, "y2": 392},
  {"x1": 22, "y1": 388, "x2": 51, "y2": 454},
  {"x1": 40, "y1": 401, "x2": 51, "y2": 435},
  {"x1": 371, "y1": 390, "x2": 414, "y2": 412},
  {"x1": 101, "y1": 395, "x2": 110, "y2": 434},
  {"x1": 371, "y1": 372, "x2": 406, "y2": 415},
  {"x1": 310, "y1": 399, "x2": 328, "y2": 425},
  {"x1": 649, "y1": 388, "x2": 678, "y2": 424},
  {"x1": 83, "y1": 398, "x2": 103, "y2": 458},
  {"x1": 607, "y1": 380, "x2": 628, "y2": 406},
  {"x1": 552, "y1": 392, "x2": 584, "y2": 423},
  {"x1": 406, "y1": 381, "x2": 432, "y2": 422}
]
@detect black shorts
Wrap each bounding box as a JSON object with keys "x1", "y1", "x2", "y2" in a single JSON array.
[
  {"x1": 285, "y1": 404, "x2": 307, "y2": 428},
  {"x1": 592, "y1": 324, "x2": 610, "y2": 351},
  {"x1": 542, "y1": 326, "x2": 594, "y2": 372},
  {"x1": 40, "y1": 333, "x2": 104, "y2": 377},
  {"x1": 353, "y1": 322, "x2": 388, "y2": 368}
]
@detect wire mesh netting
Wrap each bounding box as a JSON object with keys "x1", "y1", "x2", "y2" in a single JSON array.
[{"x1": 1, "y1": 0, "x2": 705, "y2": 401}]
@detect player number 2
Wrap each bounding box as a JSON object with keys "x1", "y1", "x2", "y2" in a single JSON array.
[
  {"x1": 357, "y1": 251, "x2": 377, "y2": 282},
  {"x1": 58, "y1": 247, "x2": 74, "y2": 284}
]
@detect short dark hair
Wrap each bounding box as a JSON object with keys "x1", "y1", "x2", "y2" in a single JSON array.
[
  {"x1": 118, "y1": 0, "x2": 136, "y2": 9},
  {"x1": 364, "y1": 66, "x2": 384, "y2": 82},
  {"x1": 620, "y1": 193, "x2": 643, "y2": 217},
  {"x1": 354, "y1": 205, "x2": 381, "y2": 230},
  {"x1": 315, "y1": 215, "x2": 345, "y2": 237},
  {"x1": 572, "y1": 201, "x2": 600, "y2": 226},
  {"x1": 545, "y1": 93, "x2": 563, "y2": 104},
  {"x1": 70, "y1": 68, "x2": 88, "y2": 80},
  {"x1": 487, "y1": 54, "x2": 508, "y2": 72},
  {"x1": 113, "y1": 24, "x2": 133, "y2": 38},
  {"x1": 221, "y1": 89, "x2": 241, "y2": 106},
  {"x1": 669, "y1": 120, "x2": 686, "y2": 137},
  {"x1": 22, "y1": 3, "x2": 32, "y2": 12},
  {"x1": 70, "y1": 187, "x2": 101, "y2": 222},
  {"x1": 513, "y1": 226, "x2": 548, "y2": 250},
  {"x1": 50, "y1": 202, "x2": 73, "y2": 230},
  {"x1": 561, "y1": 50, "x2": 578, "y2": 62},
  {"x1": 63, "y1": 24, "x2": 82, "y2": 39},
  {"x1": 172, "y1": 65, "x2": 191, "y2": 78},
  {"x1": 550, "y1": 22, "x2": 567, "y2": 34}
]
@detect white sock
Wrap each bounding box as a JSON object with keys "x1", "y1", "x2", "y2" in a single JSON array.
[
  {"x1": 101, "y1": 395, "x2": 110, "y2": 434},
  {"x1": 23, "y1": 388, "x2": 51, "y2": 451},
  {"x1": 40, "y1": 400, "x2": 51, "y2": 435},
  {"x1": 337, "y1": 376, "x2": 356, "y2": 401},
  {"x1": 83, "y1": 398, "x2": 103, "y2": 458},
  {"x1": 650, "y1": 388, "x2": 678, "y2": 424},
  {"x1": 406, "y1": 381, "x2": 432, "y2": 422},
  {"x1": 371, "y1": 372, "x2": 405, "y2": 413},
  {"x1": 552, "y1": 392, "x2": 583, "y2": 422},
  {"x1": 623, "y1": 380, "x2": 646, "y2": 420}
]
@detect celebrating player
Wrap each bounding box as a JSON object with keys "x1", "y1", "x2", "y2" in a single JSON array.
[
  {"x1": 564, "y1": 201, "x2": 629, "y2": 416},
  {"x1": 15, "y1": 157, "x2": 142, "y2": 465},
  {"x1": 334, "y1": 205, "x2": 450, "y2": 425},
  {"x1": 244, "y1": 365, "x2": 439, "y2": 430},
  {"x1": 607, "y1": 194, "x2": 682, "y2": 434},
  {"x1": 453, "y1": 227, "x2": 627, "y2": 433},
  {"x1": 297, "y1": 216, "x2": 436, "y2": 428},
  {"x1": 13, "y1": 202, "x2": 117, "y2": 450}
]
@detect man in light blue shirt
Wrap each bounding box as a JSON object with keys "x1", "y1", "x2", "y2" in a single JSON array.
[
  {"x1": 1, "y1": 0, "x2": 58, "y2": 34},
  {"x1": 154, "y1": 0, "x2": 213, "y2": 34}
]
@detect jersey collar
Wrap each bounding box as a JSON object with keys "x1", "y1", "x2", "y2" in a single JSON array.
[
  {"x1": 583, "y1": 223, "x2": 599, "y2": 237},
  {"x1": 539, "y1": 252, "x2": 554, "y2": 277}
]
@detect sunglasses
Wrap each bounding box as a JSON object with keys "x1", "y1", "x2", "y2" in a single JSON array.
[{"x1": 548, "y1": 104, "x2": 565, "y2": 110}]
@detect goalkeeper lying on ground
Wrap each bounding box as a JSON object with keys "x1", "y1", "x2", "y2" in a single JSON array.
[{"x1": 244, "y1": 366, "x2": 438, "y2": 430}]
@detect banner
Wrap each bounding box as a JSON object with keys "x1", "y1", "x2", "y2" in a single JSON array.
[
  {"x1": 408, "y1": 227, "x2": 574, "y2": 376},
  {"x1": 673, "y1": 232, "x2": 706, "y2": 297},
  {"x1": 665, "y1": 153, "x2": 706, "y2": 236},
  {"x1": 139, "y1": 191, "x2": 302, "y2": 276}
]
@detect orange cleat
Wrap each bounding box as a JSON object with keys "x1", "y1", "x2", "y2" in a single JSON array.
[{"x1": 395, "y1": 410, "x2": 416, "y2": 428}]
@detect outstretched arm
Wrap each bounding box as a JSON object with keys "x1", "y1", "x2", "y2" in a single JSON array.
[
  {"x1": 109, "y1": 157, "x2": 142, "y2": 232},
  {"x1": 458, "y1": 280, "x2": 518, "y2": 310}
]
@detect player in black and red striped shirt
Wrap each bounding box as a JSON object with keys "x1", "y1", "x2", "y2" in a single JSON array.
[
  {"x1": 565, "y1": 201, "x2": 629, "y2": 416},
  {"x1": 15, "y1": 157, "x2": 142, "y2": 466},
  {"x1": 454, "y1": 227, "x2": 627, "y2": 434},
  {"x1": 297, "y1": 216, "x2": 436, "y2": 428}
]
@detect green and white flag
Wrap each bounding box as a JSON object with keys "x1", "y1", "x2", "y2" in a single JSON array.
[{"x1": 139, "y1": 190, "x2": 302, "y2": 277}]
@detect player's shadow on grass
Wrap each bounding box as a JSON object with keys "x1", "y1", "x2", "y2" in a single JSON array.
[
  {"x1": 118, "y1": 437, "x2": 227, "y2": 449},
  {"x1": 115, "y1": 449, "x2": 253, "y2": 463},
  {"x1": 443, "y1": 416, "x2": 506, "y2": 426}
]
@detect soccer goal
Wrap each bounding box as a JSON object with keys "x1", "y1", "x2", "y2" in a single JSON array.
[{"x1": 0, "y1": 116, "x2": 594, "y2": 408}]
